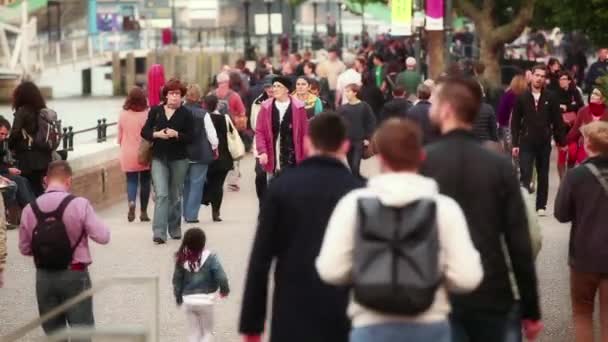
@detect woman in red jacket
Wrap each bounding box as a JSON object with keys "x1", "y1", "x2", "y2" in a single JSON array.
[
  {"x1": 567, "y1": 88, "x2": 608, "y2": 164},
  {"x1": 255, "y1": 76, "x2": 309, "y2": 178}
]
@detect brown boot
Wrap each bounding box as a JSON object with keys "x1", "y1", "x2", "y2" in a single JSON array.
[
  {"x1": 140, "y1": 209, "x2": 150, "y2": 222},
  {"x1": 127, "y1": 202, "x2": 136, "y2": 222}
]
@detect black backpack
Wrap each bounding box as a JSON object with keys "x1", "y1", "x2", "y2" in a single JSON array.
[
  {"x1": 31, "y1": 195, "x2": 84, "y2": 270},
  {"x1": 353, "y1": 197, "x2": 441, "y2": 315}
]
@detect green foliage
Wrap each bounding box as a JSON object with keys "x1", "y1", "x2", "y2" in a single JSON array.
[
  {"x1": 595, "y1": 73, "x2": 608, "y2": 103},
  {"x1": 456, "y1": 0, "x2": 531, "y2": 26},
  {"x1": 533, "y1": 0, "x2": 608, "y2": 46}
]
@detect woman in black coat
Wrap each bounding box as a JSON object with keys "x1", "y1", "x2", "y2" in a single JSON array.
[
  {"x1": 358, "y1": 71, "x2": 385, "y2": 122},
  {"x1": 202, "y1": 95, "x2": 234, "y2": 222},
  {"x1": 556, "y1": 71, "x2": 584, "y2": 179},
  {"x1": 8, "y1": 81, "x2": 53, "y2": 196}
]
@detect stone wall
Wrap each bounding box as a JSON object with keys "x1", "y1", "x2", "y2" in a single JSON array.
[{"x1": 71, "y1": 158, "x2": 126, "y2": 210}]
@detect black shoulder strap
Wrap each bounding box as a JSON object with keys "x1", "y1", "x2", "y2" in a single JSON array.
[
  {"x1": 53, "y1": 194, "x2": 76, "y2": 220},
  {"x1": 585, "y1": 163, "x2": 608, "y2": 196}
]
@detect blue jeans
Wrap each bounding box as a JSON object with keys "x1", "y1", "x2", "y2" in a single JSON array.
[
  {"x1": 350, "y1": 321, "x2": 451, "y2": 342},
  {"x1": 182, "y1": 162, "x2": 209, "y2": 221},
  {"x1": 126, "y1": 171, "x2": 151, "y2": 210},
  {"x1": 151, "y1": 158, "x2": 189, "y2": 240}
]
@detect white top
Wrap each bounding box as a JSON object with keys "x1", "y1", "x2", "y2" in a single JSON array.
[
  {"x1": 316, "y1": 173, "x2": 483, "y2": 327},
  {"x1": 275, "y1": 100, "x2": 290, "y2": 121},
  {"x1": 336, "y1": 69, "x2": 362, "y2": 105},
  {"x1": 274, "y1": 99, "x2": 291, "y2": 172},
  {"x1": 204, "y1": 113, "x2": 219, "y2": 150}
]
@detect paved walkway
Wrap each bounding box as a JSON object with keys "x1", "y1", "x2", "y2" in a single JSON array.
[{"x1": 0, "y1": 154, "x2": 578, "y2": 341}]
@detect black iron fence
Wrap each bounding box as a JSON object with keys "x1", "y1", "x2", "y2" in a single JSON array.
[{"x1": 59, "y1": 119, "x2": 117, "y2": 152}]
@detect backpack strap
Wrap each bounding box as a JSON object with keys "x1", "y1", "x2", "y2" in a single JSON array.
[{"x1": 585, "y1": 163, "x2": 608, "y2": 196}]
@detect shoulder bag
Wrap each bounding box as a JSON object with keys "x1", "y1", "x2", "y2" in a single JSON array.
[
  {"x1": 137, "y1": 109, "x2": 158, "y2": 165},
  {"x1": 225, "y1": 115, "x2": 245, "y2": 160}
]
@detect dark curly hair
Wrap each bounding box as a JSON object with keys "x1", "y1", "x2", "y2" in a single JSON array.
[{"x1": 12, "y1": 81, "x2": 46, "y2": 112}]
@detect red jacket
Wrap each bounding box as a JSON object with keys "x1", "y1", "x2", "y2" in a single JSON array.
[
  {"x1": 567, "y1": 105, "x2": 608, "y2": 144},
  {"x1": 255, "y1": 96, "x2": 309, "y2": 173}
]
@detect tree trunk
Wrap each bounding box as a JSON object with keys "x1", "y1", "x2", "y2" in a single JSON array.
[
  {"x1": 426, "y1": 30, "x2": 444, "y2": 79},
  {"x1": 479, "y1": 39, "x2": 501, "y2": 86}
]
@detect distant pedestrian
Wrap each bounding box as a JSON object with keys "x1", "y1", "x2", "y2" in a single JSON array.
[
  {"x1": 210, "y1": 72, "x2": 247, "y2": 132},
  {"x1": 147, "y1": 64, "x2": 166, "y2": 107},
  {"x1": 173, "y1": 227, "x2": 230, "y2": 342},
  {"x1": 183, "y1": 85, "x2": 218, "y2": 224},
  {"x1": 337, "y1": 83, "x2": 377, "y2": 178},
  {"x1": 421, "y1": 77, "x2": 543, "y2": 342},
  {"x1": 317, "y1": 48, "x2": 346, "y2": 106},
  {"x1": 555, "y1": 121, "x2": 608, "y2": 342},
  {"x1": 556, "y1": 71, "x2": 584, "y2": 179},
  {"x1": 316, "y1": 118, "x2": 483, "y2": 342},
  {"x1": 379, "y1": 86, "x2": 412, "y2": 122},
  {"x1": 9, "y1": 81, "x2": 54, "y2": 196},
  {"x1": 567, "y1": 88, "x2": 608, "y2": 164},
  {"x1": 141, "y1": 79, "x2": 194, "y2": 244},
  {"x1": 471, "y1": 100, "x2": 498, "y2": 142},
  {"x1": 497, "y1": 75, "x2": 528, "y2": 154},
  {"x1": 292, "y1": 76, "x2": 323, "y2": 118},
  {"x1": 202, "y1": 95, "x2": 234, "y2": 222},
  {"x1": 584, "y1": 48, "x2": 608, "y2": 94},
  {"x1": 118, "y1": 86, "x2": 151, "y2": 223},
  {"x1": 396, "y1": 57, "x2": 422, "y2": 101},
  {"x1": 240, "y1": 113, "x2": 363, "y2": 342},
  {"x1": 359, "y1": 72, "x2": 385, "y2": 121},
  {"x1": 255, "y1": 76, "x2": 309, "y2": 178},
  {"x1": 19, "y1": 161, "x2": 110, "y2": 337},
  {"x1": 406, "y1": 84, "x2": 439, "y2": 145},
  {"x1": 511, "y1": 64, "x2": 565, "y2": 216},
  {"x1": 335, "y1": 54, "x2": 363, "y2": 106}
]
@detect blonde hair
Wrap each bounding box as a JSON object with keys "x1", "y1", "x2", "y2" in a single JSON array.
[
  {"x1": 509, "y1": 75, "x2": 528, "y2": 95},
  {"x1": 186, "y1": 84, "x2": 201, "y2": 102},
  {"x1": 582, "y1": 121, "x2": 608, "y2": 155}
]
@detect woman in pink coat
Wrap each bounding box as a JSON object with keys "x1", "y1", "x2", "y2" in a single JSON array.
[
  {"x1": 147, "y1": 64, "x2": 165, "y2": 107},
  {"x1": 255, "y1": 76, "x2": 309, "y2": 176},
  {"x1": 118, "y1": 87, "x2": 151, "y2": 222}
]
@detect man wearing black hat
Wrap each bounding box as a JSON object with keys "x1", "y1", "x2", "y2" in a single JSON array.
[{"x1": 254, "y1": 76, "x2": 309, "y2": 179}]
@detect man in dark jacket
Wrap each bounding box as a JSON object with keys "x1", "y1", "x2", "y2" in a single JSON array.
[
  {"x1": 584, "y1": 48, "x2": 608, "y2": 93},
  {"x1": 240, "y1": 113, "x2": 364, "y2": 342},
  {"x1": 378, "y1": 86, "x2": 412, "y2": 122},
  {"x1": 406, "y1": 83, "x2": 439, "y2": 145},
  {"x1": 511, "y1": 64, "x2": 565, "y2": 215},
  {"x1": 421, "y1": 76, "x2": 543, "y2": 342},
  {"x1": 472, "y1": 101, "x2": 498, "y2": 142}
]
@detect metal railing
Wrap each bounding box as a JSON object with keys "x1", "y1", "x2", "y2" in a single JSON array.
[
  {"x1": 59, "y1": 118, "x2": 117, "y2": 152},
  {"x1": 1, "y1": 276, "x2": 160, "y2": 342}
]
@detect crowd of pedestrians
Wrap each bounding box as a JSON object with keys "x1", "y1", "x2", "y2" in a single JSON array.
[{"x1": 2, "y1": 38, "x2": 608, "y2": 342}]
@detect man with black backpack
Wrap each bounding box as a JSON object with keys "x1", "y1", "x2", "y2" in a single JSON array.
[
  {"x1": 316, "y1": 118, "x2": 483, "y2": 342},
  {"x1": 421, "y1": 77, "x2": 543, "y2": 341},
  {"x1": 18, "y1": 161, "x2": 110, "y2": 337}
]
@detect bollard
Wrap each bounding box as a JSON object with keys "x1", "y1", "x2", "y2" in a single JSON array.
[
  {"x1": 57, "y1": 119, "x2": 62, "y2": 134},
  {"x1": 62, "y1": 127, "x2": 68, "y2": 151},
  {"x1": 101, "y1": 118, "x2": 107, "y2": 142},
  {"x1": 96, "y1": 119, "x2": 102, "y2": 143},
  {"x1": 68, "y1": 127, "x2": 74, "y2": 151}
]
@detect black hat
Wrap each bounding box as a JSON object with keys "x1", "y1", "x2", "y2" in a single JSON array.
[{"x1": 272, "y1": 76, "x2": 293, "y2": 91}]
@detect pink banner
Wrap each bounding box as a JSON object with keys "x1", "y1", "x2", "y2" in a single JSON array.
[{"x1": 426, "y1": 0, "x2": 444, "y2": 30}]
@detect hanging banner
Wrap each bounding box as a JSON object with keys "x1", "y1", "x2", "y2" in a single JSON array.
[
  {"x1": 426, "y1": 0, "x2": 444, "y2": 31},
  {"x1": 391, "y1": 0, "x2": 412, "y2": 36}
]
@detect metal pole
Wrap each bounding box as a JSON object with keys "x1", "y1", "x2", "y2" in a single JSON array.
[
  {"x1": 313, "y1": 3, "x2": 318, "y2": 34},
  {"x1": 244, "y1": 0, "x2": 253, "y2": 59},
  {"x1": 290, "y1": 4, "x2": 298, "y2": 53},
  {"x1": 361, "y1": 0, "x2": 366, "y2": 38},
  {"x1": 444, "y1": 0, "x2": 453, "y2": 64},
  {"x1": 266, "y1": 2, "x2": 273, "y2": 57},
  {"x1": 337, "y1": 1, "x2": 343, "y2": 48},
  {"x1": 171, "y1": 0, "x2": 177, "y2": 44}
]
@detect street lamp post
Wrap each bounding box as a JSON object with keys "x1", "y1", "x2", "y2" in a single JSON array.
[
  {"x1": 361, "y1": 0, "x2": 366, "y2": 38},
  {"x1": 413, "y1": 1, "x2": 425, "y2": 74},
  {"x1": 444, "y1": 0, "x2": 453, "y2": 64},
  {"x1": 171, "y1": 0, "x2": 177, "y2": 43},
  {"x1": 243, "y1": 0, "x2": 254, "y2": 59},
  {"x1": 336, "y1": 1, "x2": 343, "y2": 48},
  {"x1": 312, "y1": 0, "x2": 322, "y2": 50},
  {"x1": 290, "y1": 3, "x2": 298, "y2": 53},
  {"x1": 264, "y1": 0, "x2": 274, "y2": 57}
]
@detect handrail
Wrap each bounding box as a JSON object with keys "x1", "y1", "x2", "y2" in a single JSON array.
[
  {"x1": 1, "y1": 276, "x2": 160, "y2": 342},
  {"x1": 59, "y1": 118, "x2": 117, "y2": 152}
]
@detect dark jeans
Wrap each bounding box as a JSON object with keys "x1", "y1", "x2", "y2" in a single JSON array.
[
  {"x1": 450, "y1": 308, "x2": 514, "y2": 342},
  {"x1": 23, "y1": 169, "x2": 47, "y2": 197},
  {"x1": 9, "y1": 174, "x2": 35, "y2": 207},
  {"x1": 255, "y1": 160, "x2": 267, "y2": 203},
  {"x1": 347, "y1": 141, "x2": 364, "y2": 178},
  {"x1": 36, "y1": 269, "x2": 94, "y2": 341},
  {"x1": 126, "y1": 171, "x2": 151, "y2": 210},
  {"x1": 351, "y1": 321, "x2": 451, "y2": 342},
  {"x1": 519, "y1": 140, "x2": 551, "y2": 210},
  {"x1": 203, "y1": 168, "x2": 229, "y2": 213}
]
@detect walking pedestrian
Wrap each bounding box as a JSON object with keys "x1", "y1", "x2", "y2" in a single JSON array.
[
  {"x1": 141, "y1": 79, "x2": 194, "y2": 244},
  {"x1": 546, "y1": 58, "x2": 562, "y2": 93},
  {"x1": 555, "y1": 121, "x2": 608, "y2": 342},
  {"x1": 472, "y1": 98, "x2": 498, "y2": 142},
  {"x1": 567, "y1": 88, "x2": 608, "y2": 164},
  {"x1": 255, "y1": 76, "x2": 308, "y2": 178},
  {"x1": 359, "y1": 72, "x2": 385, "y2": 121},
  {"x1": 210, "y1": 72, "x2": 247, "y2": 132},
  {"x1": 250, "y1": 81, "x2": 273, "y2": 202},
  {"x1": 118, "y1": 87, "x2": 151, "y2": 223},
  {"x1": 511, "y1": 64, "x2": 566, "y2": 216},
  {"x1": 317, "y1": 48, "x2": 346, "y2": 106},
  {"x1": 421, "y1": 77, "x2": 543, "y2": 342},
  {"x1": 292, "y1": 77, "x2": 323, "y2": 118},
  {"x1": 379, "y1": 86, "x2": 412, "y2": 122},
  {"x1": 316, "y1": 118, "x2": 483, "y2": 342},
  {"x1": 147, "y1": 64, "x2": 166, "y2": 107},
  {"x1": 201, "y1": 95, "x2": 234, "y2": 222},
  {"x1": 183, "y1": 85, "x2": 218, "y2": 224},
  {"x1": 8, "y1": 81, "x2": 54, "y2": 196},
  {"x1": 497, "y1": 75, "x2": 528, "y2": 154},
  {"x1": 556, "y1": 71, "x2": 584, "y2": 179},
  {"x1": 337, "y1": 84, "x2": 377, "y2": 178},
  {"x1": 335, "y1": 54, "x2": 363, "y2": 107},
  {"x1": 584, "y1": 48, "x2": 608, "y2": 94},
  {"x1": 18, "y1": 161, "x2": 110, "y2": 337},
  {"x1": 396, "y1": 57, "x2": 423, "y2": 101},
  {"x1": 407, "y1": 84, "x2": 439, "y2": 145},
  {"x1": 240, "y1": 113, "x2": 363, "y2": 342},
  {"x1": 173, "y1": 227, "x2": 230, "y2": 342}
]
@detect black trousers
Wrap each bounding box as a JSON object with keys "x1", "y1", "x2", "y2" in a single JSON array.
[
  {"x1": 255, "y1": 160, "x2": 267, "y2": 203},
  {"x1": 202, "y1": 168, "x2": 229, "y2": 213},
  {"x1": 347, "y1": 141, "x2": 364, "y2": 178},
  {"x1": 23, "y1": 169, "x2": 47, "y2": 197},
  {"x1": 519, "y1": 140, "x2": 552, "y2": 210}
]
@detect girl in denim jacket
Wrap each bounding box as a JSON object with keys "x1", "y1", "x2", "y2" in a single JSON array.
[{"x1": 173, "y1": 228, "x2": 230, "y2": 342}]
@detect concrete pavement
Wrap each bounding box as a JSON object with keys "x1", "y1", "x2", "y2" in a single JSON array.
[{"x1": 0, "y1": 154, "x2": 580, "y2": 341}]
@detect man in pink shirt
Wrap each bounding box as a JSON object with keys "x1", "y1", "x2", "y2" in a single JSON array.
[{"x1": 19, "y1": 160, "x2": 110, "y2": 337}]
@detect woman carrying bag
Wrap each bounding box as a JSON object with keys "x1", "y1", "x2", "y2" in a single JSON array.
[{"x1": 202, "y1": 95, "x2": 242, "y2": 222}]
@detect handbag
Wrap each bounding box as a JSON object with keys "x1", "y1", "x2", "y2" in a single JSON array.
[
  {"x1": 562, "y1": 111, "x2": 577, "y2": 125},
  {"x1": 137, "y1": 109, "x2": 158, "y2": 165},
  {"x1": 362, "y1": 140, "x2": 376, "y2": 160},
  {"x1": 225, "y1": 115, "x2": 245, "y2": 160}
]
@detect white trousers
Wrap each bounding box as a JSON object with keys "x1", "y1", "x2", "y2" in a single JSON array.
[{"x1": 184, "y1": 303, "x2": 214, "y2": 342}]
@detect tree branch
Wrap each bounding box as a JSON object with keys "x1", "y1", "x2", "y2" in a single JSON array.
[
  {"x1": 455, "y1": 0, "x2": 483, "y2": 24},
  {"x1": 491, "y1": 0, "x2": 536, "y2": 45},
  {"x1": 483, "y1": 0, "x2": 496, "y2": 17}
]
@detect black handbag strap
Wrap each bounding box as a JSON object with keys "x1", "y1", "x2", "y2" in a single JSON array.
[{"x1": 585, "y1": 163, "x2": 608, "y2": 196}]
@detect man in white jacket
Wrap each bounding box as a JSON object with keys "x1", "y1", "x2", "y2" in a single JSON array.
[{"x1": 316, "y1": 118, "x2": 483, "y2": 342}]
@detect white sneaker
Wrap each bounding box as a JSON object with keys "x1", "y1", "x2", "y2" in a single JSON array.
[{"x1": 537, "y1": 209, "x2": 547, "y2": 217}]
